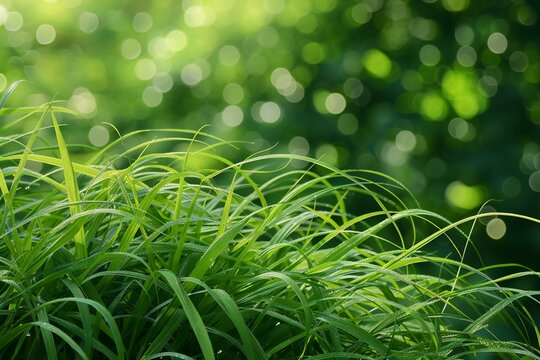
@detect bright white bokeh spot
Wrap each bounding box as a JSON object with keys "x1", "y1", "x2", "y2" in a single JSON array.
[
  {"x1": 223, "y1": 83, "x2": 244, "y2": 104},
  {"x1": 68, "y1": 88, "x2": 97, "y2": 116},
  {"x1": 121, "y1": 39, "x2": 141, "y2": 60},
  {"x1": 88, "y1": 125, "x2": 109, "y2": 147},
  {"x1": 135, "y1": 59, "x2": 157, "y2": 80},
  {"x1": 181, "y1": 63, "x2": 203, "y2": 86},
  {"x1": 325, "y1": 93, "x2": 346, "y2": 114},
  {"x1": 142, "y1": 86, "x2": 163, "y2": 107},
  {"x1": 36, "y1": 24, "x2": 56, "y2": 45},
  {"x1": 79, "y1": 12, "x2": 99, "y2": 33},
  {"x1": 5, "y1": 12, "x2": 23, "y2": 32},
  {"x1": 259, "y1": 101, "x2": 281, "y2": 123},
  {"x1": 395, "y1": 130, "x2": 417, "y2": 152},
  {"x1": 221, "y1": 105, "x2": 244, "y2": 127},
  {"x1": 219, "y1": 45, "x2": 240, "y2": 67},
  {"x1": 487, "y1": 32, "x2": 508, "y2": 54},
  {"x1": 133, "y1": 12, "x2": 152, "y2": 32},
  {"x1": 486, "y1": 218, "x2": 506, "y2": 240},
  {"x1": 153, "y1": 72, "x2": 173, "y2": 93},
  {"x1": 288, "y1": 136, "x2": 310, "y2": 156}
]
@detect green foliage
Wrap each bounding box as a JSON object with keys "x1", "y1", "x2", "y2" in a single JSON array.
[
  {"x1": 1, "y1": 0, "x2": 539, "y2": 268},
  {"x1": 0, "y1": 105, "x2": 539, "y2": 359}
]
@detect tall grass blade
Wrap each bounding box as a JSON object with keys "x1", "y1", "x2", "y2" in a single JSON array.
[
  {"x1": 159, "y1": 270, "x2": 215, "y2": 360},
  {"x1": 50, "y1": 109, "x2": 87, "y2": 258}
]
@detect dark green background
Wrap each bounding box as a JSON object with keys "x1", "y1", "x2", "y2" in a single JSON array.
[{"x1": 1, "y1": 0, "x2": 539, "y2": 268}]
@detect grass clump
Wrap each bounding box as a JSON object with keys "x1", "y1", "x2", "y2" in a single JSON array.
[{"x1": 0, "y1": 104, "x2": 539, "y2": 359}]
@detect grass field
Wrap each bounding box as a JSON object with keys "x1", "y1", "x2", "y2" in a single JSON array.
[{"x1": 0, "y1": 103, "x2": 539, "y2": 359}]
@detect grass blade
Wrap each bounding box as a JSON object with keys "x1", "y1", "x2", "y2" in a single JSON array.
[
  {"x1": 158, "y1": 270, "x2": 215, "y2": 360},
  {"x1": 50, "y1": 109, "x2": 87, "y2": 258}
]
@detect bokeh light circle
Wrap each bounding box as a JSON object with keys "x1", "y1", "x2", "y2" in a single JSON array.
[
  {"x1": 36, "y1": 24, "x2": 56, "y2": 45},
  {"x1": 486, "y1": 218, "x2": 506, "y2": 240},
  {"x1": 88, "y1": 125, "x2": 110, "y2": 147}
]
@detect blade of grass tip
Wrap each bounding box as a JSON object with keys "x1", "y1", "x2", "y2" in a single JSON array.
[
  {"x1": 158, "y1": 270, "x2": 215, "y2": 360},
  {"x1": 0, "y1": 80, "x2": 24, "y2": 109},
  {"x1": 50, "y1": 107, "x2": 87, "y2": 259}
]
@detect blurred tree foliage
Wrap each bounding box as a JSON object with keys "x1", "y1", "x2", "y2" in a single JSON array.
[{"x1": 1, "y1": 0, "x2": 539, "y2": 267}]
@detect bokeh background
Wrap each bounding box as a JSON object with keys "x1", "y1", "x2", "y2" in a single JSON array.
[{"x1": 1, "y1": 0, "x2": 539, "y2": 269}]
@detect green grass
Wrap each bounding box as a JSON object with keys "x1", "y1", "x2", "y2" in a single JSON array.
[{"x1": 0, "y1": 103, "x2": 539, "y2": 359}]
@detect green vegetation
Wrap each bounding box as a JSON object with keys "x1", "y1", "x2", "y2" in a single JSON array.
[
  {"x1": 1, "y1": 104, "x2": 539, "y2": 359},
  {"x1": 1, "y1": 0, "x2": 539, "y2": 268},
  {"x1": 1, "y1": 1, "x2": 540, "y2": 357}
]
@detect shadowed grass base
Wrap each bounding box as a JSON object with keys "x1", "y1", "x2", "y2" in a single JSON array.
[{"x1": 0, "y1": 105, "x2": 539, "y2": 359}]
